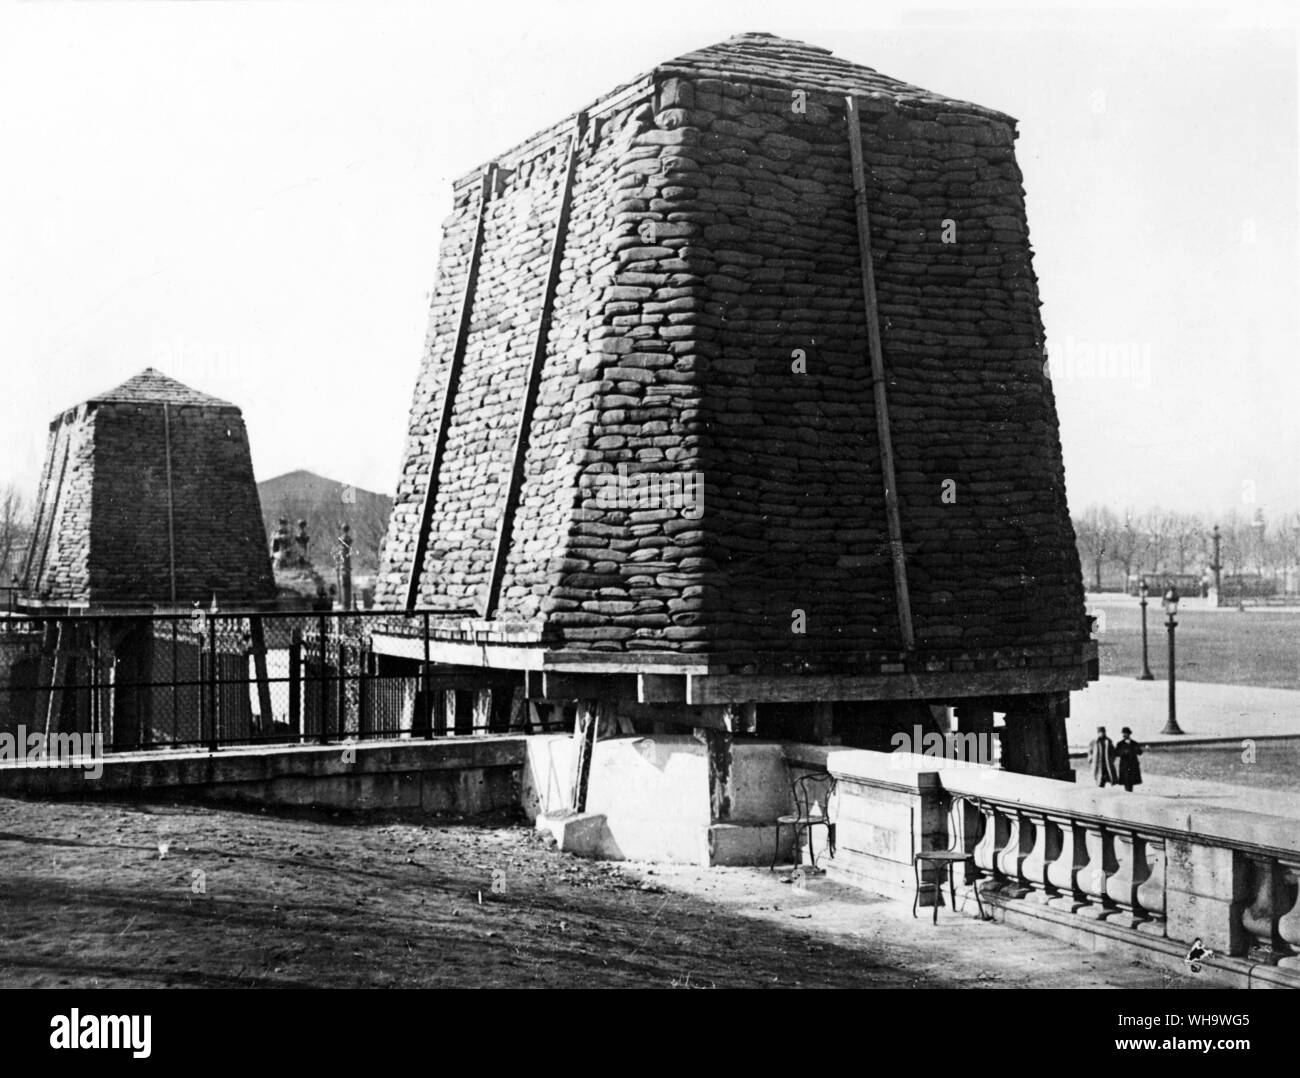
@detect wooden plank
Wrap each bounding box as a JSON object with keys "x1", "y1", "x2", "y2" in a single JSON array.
[
  {"x1": 405, "y1": 164, "x2": 498, "y2": 612},
  {"x1": 689, "y1": 667, "x2": 1091, "y2": 705},
  {"x1": 845, "y1": 94, "x2": 915, "y2": 651},
  {"x1": 526, "y1": 671, "x2": 634, "y2": 701},
  {"x1": 479, "y1": 113, "x2": 587, "y2": 618},
  {"x1": 811, "y1": 701, "x2": 834, "y2": 741},
  {"x1": 28, "y1": 435, "x2": 70, "y2": 594},
  {"x1": 20, "y1": 422, "x2": 60, "y2": 589},
  {"x1": 248, "y1": 615, "x2": 275, "y2": 732},
  {"x1": 571, "y1": 698, "x2": 600, "y2": 812},
  {"x1": 40, "y1": 623, "x2": 67, "y2": 739},
  {"x1": 701, "y1": 726, "x2": 733, "y2": 821},
  {"x1": 637, "y1": 672, "x2": 687, "y2": 704},
  {"x1": 419, "y1": 671, "x2": 519, "y2": 693}
]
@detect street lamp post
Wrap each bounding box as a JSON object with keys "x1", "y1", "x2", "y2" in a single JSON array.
[
  {"x1": 1161, "y1": 587, "x2": 1183, "y2": 735},
  {"x1": 1137, "y1": 577, "x2": 1154, "y2": 680}
]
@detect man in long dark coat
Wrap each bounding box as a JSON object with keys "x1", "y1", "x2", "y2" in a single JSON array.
[
  {"x1": 1114, "y1": 726, "x2": 1143, "y2": 791},
  {"x1": 1088, "y1": 726, "x2": 1116, "y2": 787}
]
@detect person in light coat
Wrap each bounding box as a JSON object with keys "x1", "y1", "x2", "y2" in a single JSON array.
[{"x1": 1088, "y1": 726, "x2": 1116, "y2": 787}]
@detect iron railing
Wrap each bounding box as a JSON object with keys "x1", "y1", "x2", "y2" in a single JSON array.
[{"x1": 0, "y1": 609, "x2": 559, "y2": 755}]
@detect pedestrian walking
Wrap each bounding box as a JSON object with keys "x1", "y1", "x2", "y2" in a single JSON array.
[
  {"x1": 1114, "y1": 726, "x2": 1143, "y2": 791},
  {"x1": 1088, "y1": 726, "x2": 1116, "y2": 787}
]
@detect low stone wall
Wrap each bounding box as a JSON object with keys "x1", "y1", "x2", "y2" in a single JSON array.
[
  {"x1": 0, "y1": 738, "x2": 524, "y2": 817},
  {"x1": 789, "y1": 743, "x2": 1300, "y2": 989}
]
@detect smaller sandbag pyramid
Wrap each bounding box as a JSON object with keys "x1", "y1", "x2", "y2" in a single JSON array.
[{"x1": 20, "y1": 368, "x2": 275, "y2": 607}]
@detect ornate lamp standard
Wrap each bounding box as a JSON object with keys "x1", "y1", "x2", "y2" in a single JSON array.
[
  {"x1": 1137, "y1": 577, "x2": 1154, "y2": 680},
  {"x1": 1160, "y1": 587, "x2": 1184, "y2": 735}
]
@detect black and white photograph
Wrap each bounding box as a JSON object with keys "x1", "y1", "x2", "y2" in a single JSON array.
[{"x1": 0, "y1": 0, "x2": 1296, "y2": 1036}]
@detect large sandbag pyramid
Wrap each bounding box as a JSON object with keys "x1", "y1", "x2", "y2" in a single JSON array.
[
  {"x1": 20, "y1": 368, "x2": 275, "y2": 607},
  {"x1": 377, "y1": 33, "x2": 1091, "y2": 681}
]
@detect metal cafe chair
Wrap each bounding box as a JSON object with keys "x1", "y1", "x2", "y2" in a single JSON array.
[
  {"x1": 771, "y1": 771, "x2": 837, "y2": 873},
  {"x1": 912, "y1": 792, "x2": 987, "y2": 923}
]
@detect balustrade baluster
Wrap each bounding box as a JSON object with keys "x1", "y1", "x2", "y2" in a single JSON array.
[
  {"x1": 1275, "y1": 860, "x2": 1300, "y2": 969},
  {"x1": 972, "y1": 801, "x2": 1005, "y2": 896},
  {"x1": 1134, "y1": 836, "x2": 1166, "y2": 935},
  {"x1": 1242, "y1": 856, "x2": 1283, "y2": 963},
  {"x1": 1045, "y1": 814, "x2": 1088, "y2": 912},
  {"x1": 995, "y1": 808, "x2": 1031, "y2": 899},
  {"x1": 1105, "y1": 830, "x2": 1150, "y2": 928},
  {"x1": 1077, "y1": 823, "x2": 1115, "y2": 918},
  {"x1": 1019, "y1": 809, "x2": 1054, "y2": 903}
]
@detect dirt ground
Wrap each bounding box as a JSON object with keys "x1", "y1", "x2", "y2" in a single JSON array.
[{"x1": 0, "y1": 797, "x2": 1205, "y2": 989}]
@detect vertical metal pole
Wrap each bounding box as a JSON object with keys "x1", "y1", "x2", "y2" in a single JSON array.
[
  {"x1": 289, "y1": 628, "x2": 302, "y2": 740},
  {"x1": 207, "y1": 617, "x2": 218, "y2": 752},
  {"x1": 171, "y1": 619, "x2": 179, "y2": 743},
  {"x1": 1138, "y1": 595, "x2": 1153, "y2": 680},
  {"x1": 357, "y1": 646, "x2": 370, "y2": 741},
  {"x1": 422, "y1": 612, "x2": 432, "y2": 738},
  {"x1": 340, "y1": 524, "x2": 353, "y2": 611},
  {"x1": 91, "y1": 620, "x2": 99, "y2": 752},
  {"x1": 1160, "y1": 601, "x2": 1184, "y2": 736},
  {"x1": 336, "y1": 637, "x2": 348, "y2": 742},
  {"x1": 318, "y1": 614, "x2": 329, "y2": 744},
  {"x1": 1166, "y1": 616, "x2": 1179, "y2": 733}
]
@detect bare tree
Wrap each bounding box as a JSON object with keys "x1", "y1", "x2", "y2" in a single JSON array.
[
  {"x1": 1139, "y1": 508, "x2": 1172, "y2": 576},
  {"x1": 1074, "y1": 505, "x2": 1116, "y2": 592},
  {"x1": 0, "y1": 484, "x2": 30, "y2": 586},
  {"x1": 1170, "y1": 511, "x2": 1206, "y2": 575},
  {"x1": 1110, "y1": 508, "x2": 1148, "y2": 588},
  {"x1": 1216, "y1": 510, "x2": 1246, "y2": 578}
]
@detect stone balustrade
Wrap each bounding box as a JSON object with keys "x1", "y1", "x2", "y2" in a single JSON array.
[{"x1": 788, "y1": 745, "x2": 1300, "y2": 987}]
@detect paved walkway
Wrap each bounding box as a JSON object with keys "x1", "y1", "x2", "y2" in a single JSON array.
[
  {"x1": 1068, "y1": 675, "x2": 1300, "y2": 749},
  {"x1": 643, "y1": 862, "x2": 1214, "y2": 989},
  {"x1": 1066, "y1": 675, "x2": 1300, "y2": 818},
  {"x1": 1088, "y1": 593, "x2": 1300, "y2": 615}
]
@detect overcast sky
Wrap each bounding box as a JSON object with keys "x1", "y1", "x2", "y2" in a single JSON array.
[{"x1": 2, "y1": 0, "x2": 1297, "y2": 521}]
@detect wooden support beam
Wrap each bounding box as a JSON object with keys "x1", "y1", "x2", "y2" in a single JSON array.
[
  {"x1": 480, "y1": 113, "x2": 587, "y2": 619},
  {"x1": 846, "y1": 94, "x2": 914, "y2": 651},
  {"x1": 689, "y1": 666, "x2": 1089, "y2": 705},
  {"x1": 405, "y1": 164, "x2": 498, "y2": 612},
  {"x1": 472, "y1": 689, "x2": 493, "y2": 734},
  {"x1": 699, "y1": 726, "x2": 734, "y2": 822},
  {"x1": 507, "y1": 685, "x2": 528, "y2": 731},
  {"x1": 811, "y1": 701, "x2": 834, "y2": 742},
  {"x1": 637, "y1": 672, "x2": 686, "y2": 704},
  {"x1": 571, "y1": 698, "x2": 601, "y2": 813},
  {"x1": 605, "y1": 701, "x2": 725, "y2": 730},
  {"x1": 19, "y1": 422, "x2": 59, "y2": 589},
  {"x1": 42, "y1": 623, "x2": 68, "y2": 739},
  {"x1": 249, "y1": 615, "x2": 274, "y2": 732},
  {"x1": 28, "y1": 436, "x2": 70, "y2": 594},
  {"x1": 525, "y1": 670, "x2": 633, "y2": 701}
]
